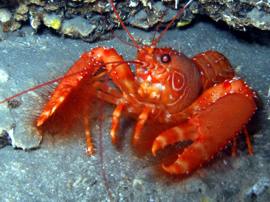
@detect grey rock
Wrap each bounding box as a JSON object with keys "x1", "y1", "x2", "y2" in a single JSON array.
[
  {"x1": 0, "y1": 0, "x2": 270, "y2": 35},
  {"x1": 0, "y1": 95, "x2": 42, "y2": 150},
  {"x1": 0, "y1": 8, "x2": 12, "y2": 23},
  {"x1": 61, "y1": 16, "x2": 96, "y2": 38},
  {"x1": 29, "y1": 10, "x2": 42, "y2": 31},
  {"x1": 198, "y1": 0, "x2": 270, "y2": 31},
  {"x1": 128, "y1": 1, "x2": 177, "y2": 29},
  {"x1": 246, "y1": 177, "x2": 270, "y2": 198},
  {"x1": 128, "y1": 8, "x2": 150, "y2": 30},
  {"x1": 43, "y1": 13, "x2": 62, "y2": 30}
]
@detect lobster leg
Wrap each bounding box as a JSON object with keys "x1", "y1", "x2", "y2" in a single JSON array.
[
  {"x1": 83, "y1": 110, "x2": 94, "y2": 155},
  {"x1": 93, "y1": 81, "x2": 122, "y2": 99},
  {"x1": 133, "y1": 107, "x2": 151, "y2": 144},
  {"x1": 231, "y1": 137, "x2": 237, "y2": 156},
  {"x1": 111, "y1": 103, "x2": 125, "y2": 144},
  {"x1": 152, "y1": 79, "x2": 256, "y2": 174},
  {"x1": 243, "y1": 126, "x2": 254, "y2": 155}
]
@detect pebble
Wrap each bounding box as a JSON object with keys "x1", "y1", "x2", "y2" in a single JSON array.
[
  {"x1": 0, "y1": 8, "x2": 12, "y2": 23},
  {"x1": 43, "y1": 13, "x2": 62, "y2": 30},
  {"x1": 246, "y1": 177, "x2": 270, "y2": 197},
  {"x1": 0, "y1": 69, "x2": 9, "y2": 83},
  {"x1": 30, "y1": 11, "x2": 41, "y2": 30}
]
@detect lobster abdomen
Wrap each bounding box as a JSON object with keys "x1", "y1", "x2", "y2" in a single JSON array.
[{"x1": 192, "y1": 51, "x2": 235, "y2": 90}]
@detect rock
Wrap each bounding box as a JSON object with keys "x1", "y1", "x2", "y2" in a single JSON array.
[
  {"x1": 198, "y1": 0, "x2": 270, "y2": 31},
  {"x1": 61, "y1": 16, "x2": 96, "y2": 38},
  {"x1": 0, "y1": 8, "x2": 12, "y2": 23},
  {"x1": 0, "y1": 0, "x2": 270, "y2": 35},
  {"x1": 8, "y1": 121, "x2": 42, "y2": 150},
  {"x1": 0, "y1": 100, "x2": 42, "y2": 150},
  {"x1": 128, "y1": 1, "x2": 177, "y2": 29},
  {"x1": 43, "y1": 14, "x2": 62, "y2": 30},
  {"x1": 0, "y1": 130, "x2": 11, "y2": 149},
  {"x1": 14, "y1": 4, "x2": 29, "y2": 22},
  {"x1": 128, "y1": 9, "x2": 151, "y2": 30},
  {"x1": 16, "y1": 4, "x2": 29, "y2": 15},
  {"x1": 29, "y1": 11, "x2": 42, "y2": 31},
  {"x1": 246, "y1": 177, "x2": 270, "y2": 200},
  {"x1": 0, "y1": 69, "x2": 9, "y2": 83}
]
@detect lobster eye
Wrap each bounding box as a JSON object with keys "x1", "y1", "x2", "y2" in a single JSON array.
[{"x1": 160, "y1": 54, "x2": 171, "y2": 63}]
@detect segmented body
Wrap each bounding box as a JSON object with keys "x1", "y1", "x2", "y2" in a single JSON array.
[{"x1": 35, "y1": 45, "x2": 256, "y2": 175}]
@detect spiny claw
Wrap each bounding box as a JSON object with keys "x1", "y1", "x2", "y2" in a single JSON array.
[
  {"x1": 160, "y1": 142, "x2": 209, "y2": 175},
  {"x1": 152, "y1": 123, "x2": 197, "y2": 156},
  {"x1": 152, "y1": 136, "x2": 169, "y2": 156},
  {"x1": 162, "y1": 158, "x2": 190, "y2": 175}
]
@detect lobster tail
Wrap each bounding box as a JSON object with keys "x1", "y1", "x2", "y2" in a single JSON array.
[{"x1": 192, "y1": 51, "x2": 235, "y2": 90}]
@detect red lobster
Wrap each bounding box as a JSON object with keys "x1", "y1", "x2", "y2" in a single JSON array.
[{"x1": 1, "y1": 0, "x2": 256, "y2": 175}]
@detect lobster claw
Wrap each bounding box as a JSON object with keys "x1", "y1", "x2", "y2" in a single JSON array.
[
  {"x1": 152, "y1": 121, "x2": 199, "y2": 175},
  {"x1": 152, "y1": 80, "x2": 257, "y2": 175},
  {"x1": 152, "y1": 122, "x2": 197, "y2": 157}
]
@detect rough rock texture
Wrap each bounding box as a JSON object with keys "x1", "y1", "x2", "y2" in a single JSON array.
[
  {"x1": 198, "y1": 0, "x2": 270, "y2": 31},
  {"x1": 0, "y1": 18, "x2": 269, "y2": 201},
  {"x1": 0, "y1": 0, "x2": 269, "y2": 41}
]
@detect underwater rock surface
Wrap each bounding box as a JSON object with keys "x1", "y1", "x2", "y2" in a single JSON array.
[
  {"x1": 198, "y1": 0, "x2": 270, "y2": 31},
  {"x1": 0, "y1": 0, "x2": 269, "y2": 41},
  {"x1": 0, "y1": 18, "x2": 269, "y2": 201}
]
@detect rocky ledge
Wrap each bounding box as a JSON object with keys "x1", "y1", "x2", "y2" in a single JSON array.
[{"x1": 0, "y1": 0, "x2": 269, "y2": 42}]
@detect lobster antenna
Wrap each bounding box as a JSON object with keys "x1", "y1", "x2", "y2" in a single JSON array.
[
  {"x1": 111, "y1": 30, "x2": 137, "y2": 48},
  {"x1": 151, "y1": 12, "x2": 167, "y2": 44},
  {"x1": 0, "y1": 70, "x2": 92, "y2": 105},
  {"x1": 0, "y1": 61, "x2": 143, "y2": 105},
  {"x1": 151, "y1": 0, "x2": 194, "y2": 46},
  {"x1": 109, "y1": 0, "x2": 141, "y2": 49}
]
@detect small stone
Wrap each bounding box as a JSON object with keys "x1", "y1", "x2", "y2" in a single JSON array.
[
  {"x1": 128, "y1": 9, "x2": 150, "y2": 29},
  {"x1": 14, "y1": 13, "x2": 28, "y2": 22},
  {"x1": 129, "y1": 0, "x2": 139, "y2": 8},
  {"x1": 128, "y1": 2, "x2": 177, "y2": 30},
  {"x1": 61, "y1": 16, "x2": 96, "y2": 38},
  {"x1": 140, "y1": 0, "x2": 151, "y2": 7},
  {"x1": 16, "y1": 4, "x2": 29, "y2": 15},
  {"x1": 8, "y1": 114, "x2": 42, "y2": 150},
  {"x1": 29, "y1": 0, "x2": 45, "y2": 6},
  {"x1": 0, "y1": 68, "x2": 9, "y2": 83},
  {"x1": 0, "y1": 130, "x2": 11, "y2": 148},
  {"x1": 11, "y1": 21, "x2": 22, "y2": 31},
  {"x1": 133, "y1": 179, "x2": 144, "y2": 189},
  {"x1": 0, "y1": 8, "x2": 12, "y2": 23},
  {"x1": 44, "y1": 4, "x2": 60, "y2": 11},
  {"x1": 246, "y1": 177, "x2": 270, "y2": 197},
  {"x1": 177, "y1": 19, "x2": 192, "y2": 27},
  {"x1": 30, "y1": 11, "x2": 41, "y2": 30},
  {"x1": 43, "y1": 14, "x2": 62, "y2": 30}
]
